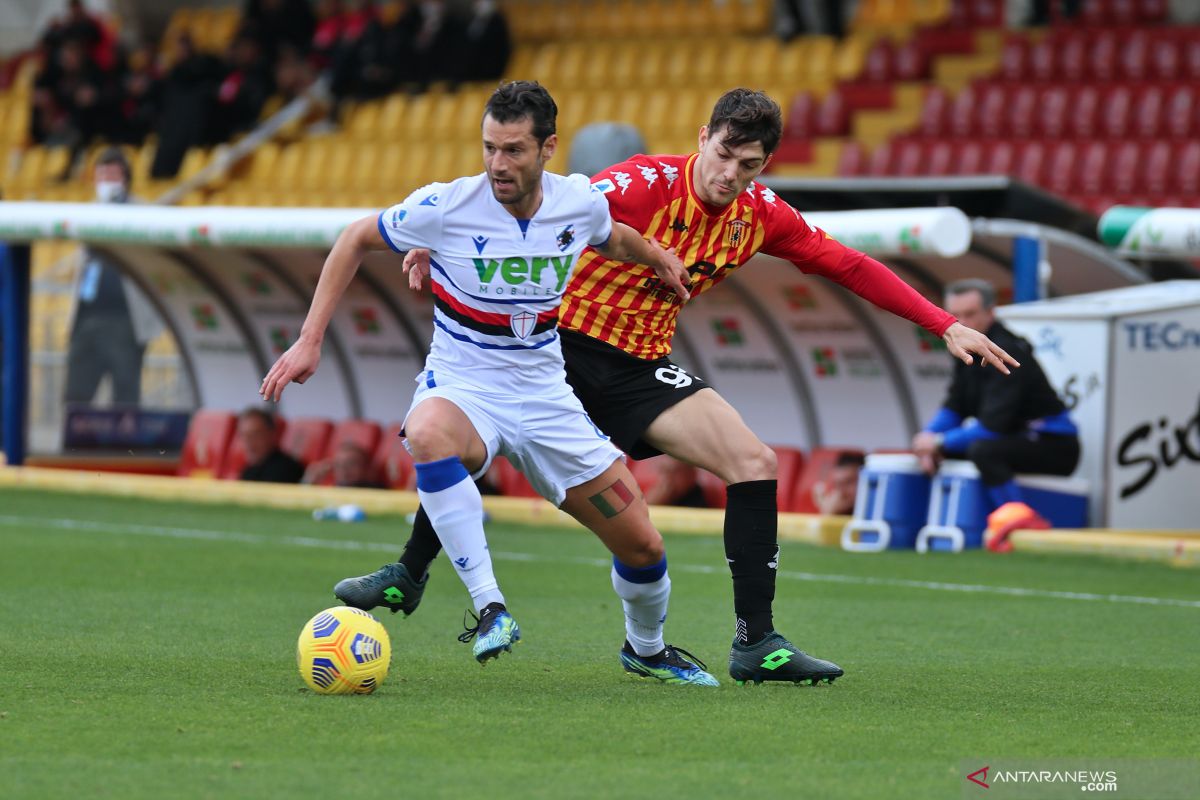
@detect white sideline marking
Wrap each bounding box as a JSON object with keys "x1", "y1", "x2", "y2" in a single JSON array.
[{"x1": 2, "y1": 514, "x2": 1199, "y2": 610}]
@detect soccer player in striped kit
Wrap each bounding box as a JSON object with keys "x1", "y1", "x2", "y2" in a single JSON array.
[
  {"x1": 338, "y1": 88, "x2": 1016, "y2": 685},
  {"x1": 264, "y1": 81, "x2": 718, "y2": 685}
]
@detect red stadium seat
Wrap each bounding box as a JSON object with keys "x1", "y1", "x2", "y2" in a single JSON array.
[
  {"x1": 1044, "y1": 141, "x2": 1078, "y2": 196},
  {"x1": 957, "y1": 140, "x2": 986, "y2": 174},
  {"x1": 280, "y1": 417, "x2": 334, "y2": 467},
  {"x1": 1100, "y1": 85, "x2": 1133, "y2": 139},
  {"x1": 1173, "y1": 141, "x2": 1200, "y2": 195},
  {"x1": 983, "y1": 140, "x2": 1016, "y2": 175},
  {"x1": 491, "y1": 455, "x2": 540, "y2": 498},
  {"x1": 1088, "y1": 32, "x2": 1120, "y2": 82},
  {"x1": 1133, "y1": 86, "x2": 1165, "y2": 139},
  {"x1": 1014, "y1": 141, "x2": 1047, "y2": 186},
  {"x1": 1058, "y1": 33, "x2": 1087, "y2": 82},
  {"x1": 1142, "y1": 140, "x2": 1171, "y2": 196},
  {"x1": 1164, "y1": 84, "x2": 1195, "y2": 139},
  {"x1": 862, "y1": 39, "x2": 895, "y2": 84},
  {"x1": 1069, "y1": 86, "x2": 1102, "y2": 139},
  {"x1": 1119, "y1": 32, "x2": 1150, "y2": 81},
  {"x1": 220, "y1": 416, "x2": 288, "y2": 480},
  {"x1": 1150, "y1": 36, "x2": 1180, "y2": 81},
  {"x1": 1183, "y1": 39, "x2": 1200, "y2": 81},
  {"x1": 917, "y1": 86, "x2": 951, "y2": 137},
  {"x1": 998, "y1": 36, "x2": 1029, "y2": 82},
  {"x1": 696, "y1": 468, "x2": 726, "y2": 509},
  {"x1": 1109, "y1": 141, "x2": 1142, "y2": 196},
  {"x1": 772, "y1": 446, "x2": 806, "y2": 512},
  {"x1": 178, "y1": 410, "x2": 236, "y2": 478},
  {"x1": 892, "y1": 139, "x2": 926, "y2": 176},
  {"x1": 1029, "y1": 38, "x2": 1056, "y2": 82},
  {"x1": 948, "y1": 85, "x2": 977, "y2": 138},
  {"x1": 836, "y1": 140, "x2": 867, "y2": 176},
  {"x1": 866, "y1": 140, "x2": 896, "y2": 176},
  {"x1": 1137, "y1": 0, "x2": 1168, "y2": 22},
  {"x1": 1076, "y1": 141, "x2": 1110, "y2": 194},
  {"x1": 373, "y1": 423, "x2": 414, "y2": 490},
  {"x1": 317, "y1": 419, "x2": 384, "y2": 486},
  {"x1": 790, "y1": 448, "x2": 864, "y2": 514},
  {"x1": 813, "y1": 88, "x2": 849, "y2": 137},
  {"x1": 974, "y1": 83, "x2": 1007, "y2": 139},
  {"x1": 893, "y1": 39, "x2": 929, "y2": 81},
  {"x1": 785, "y1": 92, "x2": 816, "y2": 140},
  {"x1": 968, "y1": 0, "x2": 1003, "y2": 26},
  {"x1": 1033, "y1": 85, "x2": 1067, "y2": 139},
  {"x1": 926, "y1": 139, "x2": 956, "y2": 176}
]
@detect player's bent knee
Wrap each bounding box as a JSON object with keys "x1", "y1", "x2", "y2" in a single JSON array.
[
  {"x1": 728, "y1": 442, "x2": 777, "y2": 483},
  {"x1": 613, "y1": 531, "x2": 664, "y2": 568}
]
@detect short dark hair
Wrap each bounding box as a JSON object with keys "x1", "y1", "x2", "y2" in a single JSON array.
[
  {"x1": 483, "y1": 80, "x2": 557, "y2": 145},
  {"x1": 835, "y1": 451, "x2": 865, "y2": 469},
  {"x1": 95, "y1": 146, "x2": 131, "y2": 184},
  {"x1": 239, "y1": 407, "x2": 277, "y2": 430},
  {"x1": 945, "y1": 278, "x2": 996, "y2": 310},
  {"x1": 707, "y1": 88, "x2": 783, "y2": 156}
]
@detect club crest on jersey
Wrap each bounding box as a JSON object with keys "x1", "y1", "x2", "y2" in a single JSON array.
[
  {"x1": 593, "y1": 178, "x2": 616, "y2": 193},
  {"x1": 510, "y1": 310, "x2": 537, "y2": 339},
  {"x1": 726, "y1": 219, "x2": 750, "y2": 248},
  {"x1": 555, "y1": 224, "x2": 576, "y2": 252}
]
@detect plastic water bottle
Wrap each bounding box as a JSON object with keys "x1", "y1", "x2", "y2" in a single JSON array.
[{"x1": 312, "y1": 504, "x2": 366, "y2": 522}]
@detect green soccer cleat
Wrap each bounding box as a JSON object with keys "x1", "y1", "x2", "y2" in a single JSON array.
[
  {"x1": 729, "y1": 631, "x2": 844, "y2": 686},
  {"x1": 620, "y1": 642, "x2": 720, "y2": 686},
  {"x1": 333, "y1": 563, "x2": 427, "y2": 616},
  {"x1": 458, "y1": 603, "x2": 521, "y2": 664}
]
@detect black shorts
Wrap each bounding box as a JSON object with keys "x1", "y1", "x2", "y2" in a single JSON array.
[{"x1": 560, "y1": 327, "x2": 708, "y2": 460}]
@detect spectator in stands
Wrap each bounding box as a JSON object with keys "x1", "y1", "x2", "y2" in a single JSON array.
[
  {"x1": 303, "y1": 441, "x2": 384, "y2": 488},
  {"x1": 911, "y1": 279, "x2": 1080, "y2": 552},
  {"x1": 210, "y1": 30, "x2": 275, "y2": 142},
  {"x1": 456, "y1": 0, "x2": 511, "y2": 84},
  {"x1": 397, "y1": 0, "x2": 464, "y2": 90},
  {"x1": 273, "y1": 43, "x2": 318, "y2": 103},
  {"x1": 643, "y1": 457, "x2": 708, "y2": 509},
  {"x1": 242, "y1": 0, "x2": 316, "y2": 63},
  {"x1": 777, "y1": 0, "x2": 844, "y2": 39},
  {"x1": 32, "y1": 38, "x2": 112, "y2": 151},
  {"x1": 150, "y1": 32, "x2": 224, "y2": 178},
  {"x1": 811, "y1": 451, "x2": 864, "y2": 515},
  {"x1": 1028, "y1": 0, "x2": 1082, "y2": 25},
  {"x1": 64, "y1": 148, "x2": 163, "y2": 408},
  {"x1": 112, "y1": 43, "x2": 161, "y2": 146},
  {"x1": 237, "y1": 407, "x2": 305, "y2": 483}
]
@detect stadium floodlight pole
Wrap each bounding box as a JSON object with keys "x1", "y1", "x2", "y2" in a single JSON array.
[{"x1": 0, "y1": 243, "x2": 31, "y2": 466}]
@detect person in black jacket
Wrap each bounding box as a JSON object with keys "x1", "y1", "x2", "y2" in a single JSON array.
[
  {"x1": 237, "y1": 407, "x2": 304, "y2": 483},
  {"x1": 912, "y1": 279, "x2": 1080, "y2": 551}
]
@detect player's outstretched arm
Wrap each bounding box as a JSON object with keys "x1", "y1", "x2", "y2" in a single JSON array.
[
  {"x1": 260, "y1": 215, "x2": 391, "y2": 402},
  {"x1": 596, "y1": 222, "x2": 691, "y2": 301},
  {"x1": 942, "y1": 321, "x2": 1020, "y2": 375}
]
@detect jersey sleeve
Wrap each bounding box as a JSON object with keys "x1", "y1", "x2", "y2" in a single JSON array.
[
  {"x1": 376, "y1": 183, "x2": 446, "y2": 253},
  {"x1": 590, "y1": 155, "x2": 661, "y2": 231},
  {"x1": 585, "y1": 180, "x2": 614, "y2": 247},
  {"x1": 759, "y1": 194, "x2": 957, "y2": 337}
]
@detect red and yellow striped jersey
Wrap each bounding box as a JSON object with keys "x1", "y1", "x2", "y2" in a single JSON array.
[{"x1": 559, "y1": 153, "x2": 955, "y2": 359}]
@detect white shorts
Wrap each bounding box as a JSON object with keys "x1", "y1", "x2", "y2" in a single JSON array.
[{"x1": 404, "y1": 375, "x2": 621, "y2": 506}]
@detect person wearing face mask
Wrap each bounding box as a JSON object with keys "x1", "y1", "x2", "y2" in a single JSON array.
[{"x1": 64, "y1": 148, "x2": 164, "y2": 407}]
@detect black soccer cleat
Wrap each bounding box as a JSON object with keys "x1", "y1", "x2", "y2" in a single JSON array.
[
  {"x1": 729, "y1": 631, "x2": 844, "y2": 686},
  {"x1": 333, "y1": 562, "x2": 428, "y2": 616}
]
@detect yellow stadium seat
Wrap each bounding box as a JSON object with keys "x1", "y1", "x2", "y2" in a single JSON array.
[
  {"x1": 347, "y1": 101, "x2": 384, "y2": 141},
  {"x1": 528, "y1": 43, "x2": 563, "y2": 83},
  {"x1": 377, "y1": 94, "x2": 408, "y2": 140}
]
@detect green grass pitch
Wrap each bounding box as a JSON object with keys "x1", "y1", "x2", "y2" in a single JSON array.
[{"x1": 2, "y1": 488, "x2": 1198, "y2": 799}]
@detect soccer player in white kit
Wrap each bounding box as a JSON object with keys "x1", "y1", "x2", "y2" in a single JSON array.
[{"x1": 261, "y1": 81, "x2": 719, "y2": 685}]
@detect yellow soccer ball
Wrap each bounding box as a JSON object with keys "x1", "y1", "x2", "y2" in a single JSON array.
[{"x1": 297, "y1": 606, "x2": 391, "y2": 694}]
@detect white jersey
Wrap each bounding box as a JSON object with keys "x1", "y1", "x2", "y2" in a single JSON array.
[{"x1": 378, "y1": 171, "x2": 613, "y2": 394}]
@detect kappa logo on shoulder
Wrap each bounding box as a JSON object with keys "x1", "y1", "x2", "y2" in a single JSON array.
[{"x1": 419, "y1": 193, "x2": 440, "y2": 207}]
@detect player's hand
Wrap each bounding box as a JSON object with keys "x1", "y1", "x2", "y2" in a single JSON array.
[
  {"x1": 650, "y1": 240, "x2": 691, "y2": 302},
  {"x1": 403, "y1": 248, "x2": 430, "y2": 291},
  {"x1": 260, "y1": 336, "x2": 321, "y2": 402},
  {"x1": 942, "y1": 322, "x2": 1019, "y2": 374}
]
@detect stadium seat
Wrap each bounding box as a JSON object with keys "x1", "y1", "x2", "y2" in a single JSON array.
[
  {"x1": 373, "y1": 424, "x2": 414, "y2": 490},
  {"x1": 1150, "y1": 35, "x2": 1181, "y2": 81},
  {"x1": 1058, "y1": 33, "x2": 1088, "y2": 82},
  {"x1": 982, "y1": 139, "x2": 1016, "y2": 175},
  {"x1": 317, "y1": 419, "x2": 384, "y2": 485},
  {"x1": 1119, "y1": 32, "x2": 1150, "y2": 81},
  {"x1": 1044, "y1": 141, "x2": 1078, "y2": 196},
  {"x1": 836, "y1": 140, "x2": 868, "y2": 176},
  {"x1": 998, "y1": 35, "x2": 1029, "y2": 82},
  {"x1": 1068, "y1": 86, "x2": 1102, "y2": 139},
  {"x1": 1133, "y1": 86, "x2": 1165, "y2": 139},
  {"x1": 1101, "y1": 85, "x2": 1134, "y2": 139},
  {"x1": 490, "y1": 456, "x2": 540, "y2": 498},
  {"x1": 1164, "y1": 85, "x2": 1195, "y2": 139},
  {"x1": 893, "y1": 39, "x2": 930, "y2": 81},
  {"x1": 1088, "y1": 32, "x2": 1120, "y2": 83},
  {"x1": 867, "y1": 140, "x2": 897, "y2": 175},
  {"x1": 973, "y1": 83, "x2": 1007, "y2": 139},
  {"x1": 280, "y1": 418, "x2": 334, "y2": 468},
  {"x1": 957, "y1": 140, "x2": 985, "y2": 174},
  {"x1": 1172, "y1": 141, "x2": 1200, "y2": 195},
  {"x1": 785, "y1": 92, "x2": 817, "y2": 140},
  {"x1": 1029, "y1": 38, "x2": 1056, "y2": 82},
  {"x1": 790, "y1": 448, "x2": 864, "y2": 514},
  {"x1": 1076, "y1": 141, "x2": 1109, "y2": 195},
  {"x1": 178, "y1": 410, "x2": 237, "y2": 478},
  {"x1": 772, "y1": 446, "x2": 806, "y2": 512},
  {"x1": 1032, "y1": 85, "x2": 1066, "y2": 139},
  {"x1": 948, "y1": 85, "x2": 977, "y2": 138},
  {"x1": 893, "y1": 139, "x2": 926, "y2": 176},
  {"x1": 1109, "y1": 141, "x2": 1142, "y2": 196},
  {"x1": 926, "y1": 139, "x2": 956, "y2": 175},
  {"x1": 917, "y1": 86, "x2": 950, "y2": 137},
  {"x1": 813, "y1": 88, "x2": 850, "y2": 137},
  {"x1": 1013, "y1": 141, "x2": 1047, "y2": 186}
]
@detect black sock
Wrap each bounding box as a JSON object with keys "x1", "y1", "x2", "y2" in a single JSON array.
[
  {"x1": 397, "y1": 505, "x2": 441, "y2": 578},
  {"x1": 724, "y1": 480, "x2": 778, "y2": 645}
]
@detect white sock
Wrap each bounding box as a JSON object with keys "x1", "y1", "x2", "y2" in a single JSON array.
[
  {"x1": 415, "y1": 457, "x2": 504, "y2": 613},
  {"x1": 611, "y1": 557, "x2": 670, "y2": 657}
]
